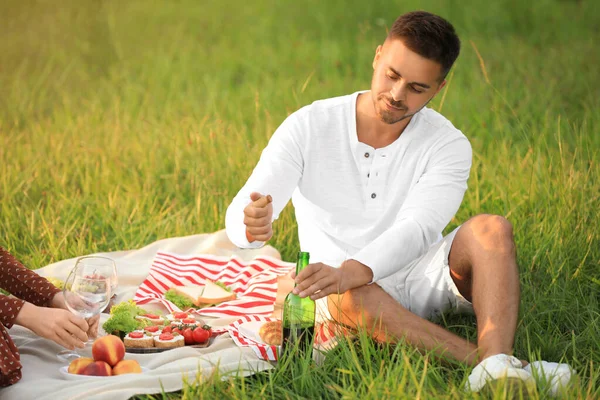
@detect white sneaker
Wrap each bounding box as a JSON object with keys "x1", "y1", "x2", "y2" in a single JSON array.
[
  {"x1": 465, "y1": 354, "x2": 536, "y2": 393},
  {"x1": 524, "y1": 361, "x2": 575, "y2": 397}
]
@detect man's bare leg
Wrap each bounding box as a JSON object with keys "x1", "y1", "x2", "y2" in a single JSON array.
[
  {"x1": 328, "y1": 284, "x2": 480, "y2": 366},
  {"x1": 448, "y1": 214, "x2": 521, "y2": 362},
  {"x1": 328, "y1": 214, "x2": 521, "y2": 367}
]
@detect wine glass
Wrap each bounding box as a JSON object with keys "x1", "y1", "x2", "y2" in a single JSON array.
[
  {"x1": 104, "y1": 260, "x2": 118, "y2": 312},
  {"x1": 57, "y1": 256, "x2": 116, "y2": 361}
]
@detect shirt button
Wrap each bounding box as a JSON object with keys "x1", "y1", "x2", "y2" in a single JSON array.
[
  {"x1": 371, "y1": 193, "x2": 376, "y2": 199},
  {"x1": 364, "y1": 152, "x2": 370, "y2": 158},
  {"x1": 367, "y1": 173, "x2": 370, "y2": 178}
]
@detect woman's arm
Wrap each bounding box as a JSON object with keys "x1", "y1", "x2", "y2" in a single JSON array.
[
  {"x1": 0, "y1": 247, "x2": 61, "y2": 307},
  {"x1": 13, "y1": 300, "x2": 89, "y2": 349},
  {"x1": 0, "y1": 247, "x2": 97, "y2": 346}
]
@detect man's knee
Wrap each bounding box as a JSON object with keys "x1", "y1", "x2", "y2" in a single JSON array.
[
  {"x1": 465, "y1": 214, "x2": 515, "y2": 253},
  {"x1": 327, "y1": 285, "x2": 375, "y2": 324}
]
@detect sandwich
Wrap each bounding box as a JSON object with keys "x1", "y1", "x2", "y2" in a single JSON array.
[
  {"x1": 135, "y1": 313, "x2": 165, "y2": 326},
  {"x1": 169, "y1": 281, "x2": 236, "y2": 307},
  {"x1": 154, "y1": 332, "x2": 185, "y2": 349}
]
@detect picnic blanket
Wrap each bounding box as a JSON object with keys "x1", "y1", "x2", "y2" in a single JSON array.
[
  {"x1": 0, "y1": 230, "x2": 290, "y2": 400},
  {"x1": 131, "y1": 252, "x2": 341, "y2": 363},
  {"x1": 134, "y1": 252, "x2": 295, "y2": 317}
]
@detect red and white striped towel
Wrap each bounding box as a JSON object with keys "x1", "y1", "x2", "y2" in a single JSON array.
[
  {"x1": 133, "y1": 252, "x2": 294, "y2": 317},
  {"x1": 227, "y1": 315, "x2": 280, "y2": 361},
  {"x1": 223, "y1": 315, "x2": 352, "y2": 361}
]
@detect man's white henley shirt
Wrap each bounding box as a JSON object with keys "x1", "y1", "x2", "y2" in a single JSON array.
[{"x1": 225, "y1": 91, "x2": 472, "y2": 282}]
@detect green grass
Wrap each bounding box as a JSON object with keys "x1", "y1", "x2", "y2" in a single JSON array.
[{"x1": 1, "y1": 0, "x2": 599, "y2": 398}]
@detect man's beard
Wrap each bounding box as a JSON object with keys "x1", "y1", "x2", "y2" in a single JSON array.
[{"x1": 374, "y1": 94, "x2": 430, "y2": 125}]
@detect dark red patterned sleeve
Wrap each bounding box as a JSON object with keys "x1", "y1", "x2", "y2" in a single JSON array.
[
  {"x1": 0, "y1": 324, "x2": 21, "y2": 386},
  {"x1": 0, "y1": 246, "x2": 61, "y2": 328}
]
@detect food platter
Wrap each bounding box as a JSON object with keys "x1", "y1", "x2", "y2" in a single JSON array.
[{"x1": 125, "y1": 336, "x2": 214, "y2": 354}]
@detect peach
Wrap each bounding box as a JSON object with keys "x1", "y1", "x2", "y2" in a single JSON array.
[
  {"x1": 92, "y1": 335, "x2": 125, "y2": 367},
  {"x1": 68, "y1": 357, "x2": 94, "y2": 375},
  {"x1": 81, "y1": 360, "x2": 112, "y2": 376},
  {"x1": 112, "y1": 359, "x2": 142, "y2": 375}
]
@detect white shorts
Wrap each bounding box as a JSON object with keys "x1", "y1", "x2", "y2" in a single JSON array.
[
  {"x1": 377, "y1": 226, "x2": 473, "y2": 320},
  {"x1": 316, "y1": 226, "x2": 473, "y2": 322}
]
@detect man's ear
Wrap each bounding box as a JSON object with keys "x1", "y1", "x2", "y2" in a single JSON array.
[
  {"x1": 372, "y1": 45, "x2": 383, "y2": 70},
  {"x1": 435, "y1": 79, "x2": 447, "y2": 96}
]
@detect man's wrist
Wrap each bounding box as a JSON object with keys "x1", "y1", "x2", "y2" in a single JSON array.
[{"x1": 340, "y1": 259, "x2": 374, "y2": 290}]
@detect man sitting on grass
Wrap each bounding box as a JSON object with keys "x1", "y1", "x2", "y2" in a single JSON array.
[{"x1": 225, "y1": 10, "x2": 573, "y2": 396}]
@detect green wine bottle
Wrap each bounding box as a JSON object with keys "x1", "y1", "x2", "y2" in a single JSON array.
[{"x1": 280, "y1": 251, "x2": 315, "y2": 358}]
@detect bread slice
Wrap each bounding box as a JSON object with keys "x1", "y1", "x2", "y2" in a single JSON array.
[
  {"x1": 123, "y1": 331, "x2": 155, "y2": 348},
  {"x1": 170, "y1": 281, "x2": 236, "y2": 306}
]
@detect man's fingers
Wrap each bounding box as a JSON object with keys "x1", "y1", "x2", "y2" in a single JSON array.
[
  {"x1": 249, "y1": 231, "x2": 273, "y2": 242},
  {"x1": 295, "y1": 263, "x2": 320, "y2": 283},
  {"x1": 252, "y1": 194, "x2": 273, "y2": 208},
  {"x1": 298, "y1": 272, "x2": 338, "y2": 299},
  {"x1": 310, "y1": 285, "x2": 335, "y2": 300},
  {"x1": 243, "y1": 214, "x2": 271, "y2": 227},
  {"x1": 294, "y1": 275, "x2": 318, "y2": 294},
  {"x1": 293, "y1": 264, "x2": 323, "y2": 293},
  {"x1": 246, "y1": 224, "x2": 272, "y2": 236},
  {"x1": 292, "y1": 263, "x2": 343, "y2": 299},
  {"x1": 249, "y1": 192, "x2": 262, "y2": 202},
  {"x1": 299, "y1": 279, "x2": 332, "y2": 299},
  {"x1": 244, "y1": 203, "x2": 272, "y2": 218},
  {"x1": 244, "y1": 194, "x2": 273, "y2": 243}
]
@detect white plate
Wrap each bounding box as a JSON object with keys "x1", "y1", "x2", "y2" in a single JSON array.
[{"x1": 59, "y1": 365, "x2": 149, "y2": 380}]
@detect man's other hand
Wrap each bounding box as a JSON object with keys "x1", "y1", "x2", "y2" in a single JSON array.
[
  {"x1": 244, "y1": 192, "x2": 273, "y2": 242},
  {"x1": 292, "y1": 260, "x2": 374, "y2": 300}
]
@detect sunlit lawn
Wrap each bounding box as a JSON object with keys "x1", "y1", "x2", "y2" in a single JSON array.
[{"x1": 1, "y1": 0, "x2": 598, "y2": 398}]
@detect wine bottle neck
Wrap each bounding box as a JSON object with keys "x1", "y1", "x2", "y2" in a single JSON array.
[{"x1": 294, "y1": 252, "x2": 310, "y2": 285}]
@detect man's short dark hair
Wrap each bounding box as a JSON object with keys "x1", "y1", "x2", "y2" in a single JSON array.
[{"x1": 388, "y1": 11, "x2": 461, "y2": 80}]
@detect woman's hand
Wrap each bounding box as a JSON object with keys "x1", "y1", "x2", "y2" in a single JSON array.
[
  {"x1": 50, "y1": 292, "x2": 99, "y2": 339},
  {"x1": 14, "y1": 302, "x2": 89, "y2": 350},
  {"x1": 86, "y1": 314, "x2": 100, "y2": 339}
]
